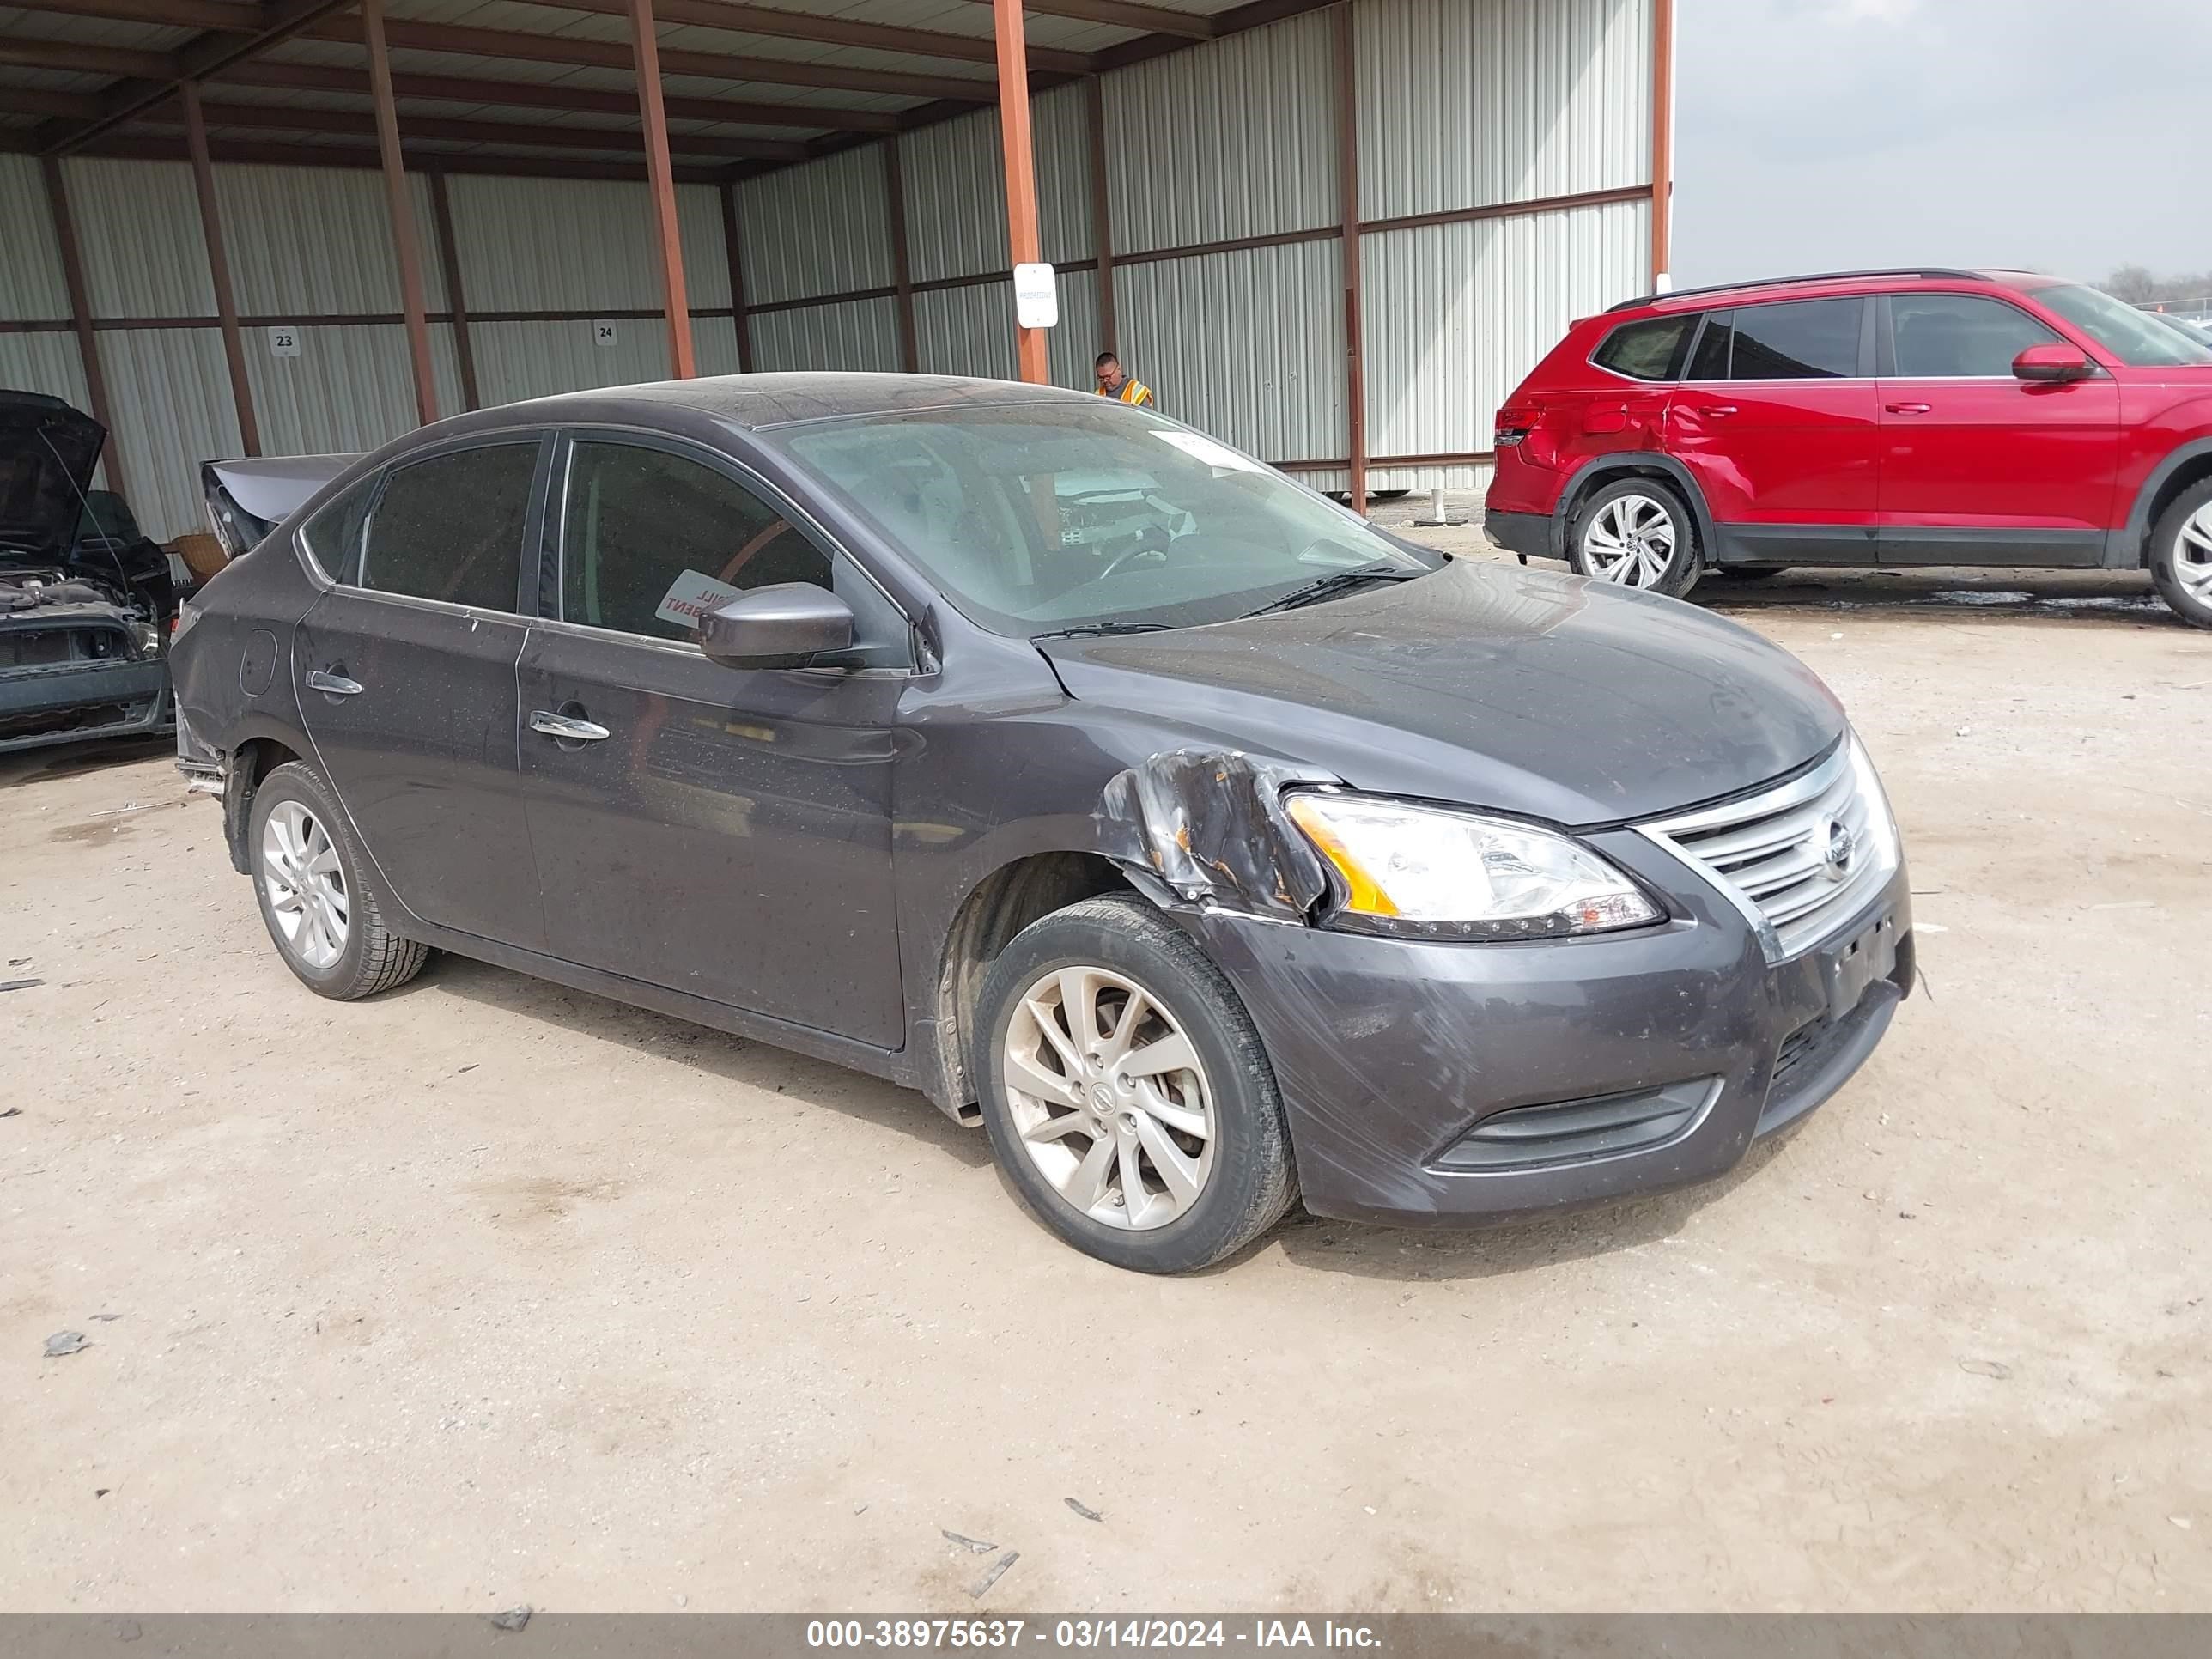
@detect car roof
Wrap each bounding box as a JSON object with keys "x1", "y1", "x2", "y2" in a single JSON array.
[
  {"x1": 1606, "y1": 267, "x2": 2072, "y2": 318},
  {"x1": 447, "y1": 371, "x2": 1096, "y2": 434}
]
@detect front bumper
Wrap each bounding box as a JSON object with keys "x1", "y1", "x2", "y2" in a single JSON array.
[
  {"x1": 1185, "y1": 837, "x2": 1912, "y2": 1226},
  {"x1": 0, "y1": 657, "x2": 172, "y2": 754}
]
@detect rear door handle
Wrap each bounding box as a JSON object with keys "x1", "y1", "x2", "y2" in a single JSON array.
[
  {"x1": 1886, "y1": 402, "x2": 1933, "y2": 415},
  {"x1": 529, "y1": 709, "x2": 611, "y2": 743},
  {"x1": 304, "y1": 670, "x2": 362, "y2": 697},
  {"x1": 1695, "y1": 404, "x2": 1738, "y2": 418}
]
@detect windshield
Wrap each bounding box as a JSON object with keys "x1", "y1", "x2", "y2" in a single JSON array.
[
  {"x1": 771, "y1": 402, "x2": 1437, "y2": 637},
  {"x1": 2034, "y1": 283, "x2": 2212, "y2": 368}
]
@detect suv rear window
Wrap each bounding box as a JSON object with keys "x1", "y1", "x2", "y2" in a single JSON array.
[{"x1": 1592, "y1": 315, "x2": 1694, "y2": 381}]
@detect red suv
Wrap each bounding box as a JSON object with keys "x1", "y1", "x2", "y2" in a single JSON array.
[{"x1": 1483, "y1": 268, "x2": 2212, "y2": 628}]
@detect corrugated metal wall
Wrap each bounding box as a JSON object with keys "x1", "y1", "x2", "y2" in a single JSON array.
[
  {"x1": 1, "y1": 155, "x2": 70, "y2": 322},
  {"x1": 736, "y1": 145, "x2": 893, "y2": 306},
  {"x1": 1103, "y1": 9, "x2": 1338, "y2": 255},
  {"x1": 0, "y1": 0, "x2": 1655, "y2": 535},
  {"x1": 1115, "y1": 241, "x2": 1345, "y2": 465},
  {"x1": 900, "y1": 82, "x2": 1092, "y2": 283},
  {"x1": 1358, "y1": 0, "x2": 1650, "y2": 222},
  {"x1": 751, "y1": 298, "x2": 902, "y2": 375},
  {"x1": 1363, "y1": 195, "x2": 1649, "y2": 489}
]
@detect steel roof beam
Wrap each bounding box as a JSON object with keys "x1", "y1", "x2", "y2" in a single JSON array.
[
  {"x1": 0, "y1": 129, "x2": 727, "y2": 184},
  {"x1": 8, "y1": 0, "x2": 260, "y2": 32},
  {"x1": 950, "y1": 0, "x2": 1215, "y2": 40},
  {"x1": 33, "y1": 0, "x2": 362, "y2": 153},
  {"x1": 499, "y1": 0, "x2": 1089, "y2": 75},
  {"x1": 300, "y1": 15, "x2": 998, "y2": 102},
  {"x1": 217, "y1": 59, "x2": 901, "y2": 133},
  {"x1": 132, "y1": 96, "x2": 811, "y2": 161}
]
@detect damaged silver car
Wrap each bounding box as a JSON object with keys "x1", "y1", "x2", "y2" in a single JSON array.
[
  {"x1": 172, "y1": 374, "x2": 1913, "y2": 1273},
  {"x1": 1, "y1": 392, "x2": 177, "y2": 754}
]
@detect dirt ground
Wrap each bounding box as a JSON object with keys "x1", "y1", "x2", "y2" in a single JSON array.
[{"x1": 3, "y1": 539, "x2": 2208, "y2": 1613}]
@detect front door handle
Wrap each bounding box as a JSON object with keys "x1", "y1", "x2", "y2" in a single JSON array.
[
  {"x1": 530, "y1": 709, "x2": 611, "y2": 743},
  {"x1": 305, "y1": 670, "x2": 363, "y2": 697},
  {"x1": 1886, "y1": 402, "x2": 1933, "y2": 415}
]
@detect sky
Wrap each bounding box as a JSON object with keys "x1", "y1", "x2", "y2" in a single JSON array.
[{"x1": 1673, "y1": 0, "x2": 2212, "y2": 289}]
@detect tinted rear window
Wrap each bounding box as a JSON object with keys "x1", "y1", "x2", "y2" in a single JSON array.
[
  {"x1": 1592, "y1": 315, "x2": 1693, "y2": 381},
  {"x1": 1729, "y1": 299, "x2": 1863, "y2": 378},
  {"x1": 360, "y1": 442, "x2": 538, "y2": 611},
  {"x1": 299, "y1": 474, "x2": 377, "y2": 585}
]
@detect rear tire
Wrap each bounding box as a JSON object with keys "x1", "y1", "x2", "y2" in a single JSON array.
[
  {"x1": 973, "y1": 895, "x2": 1295, "y2": 1273},
  {"x1": 2148, "y1": 477, "x2": 2212, "y2": 629},
  {"x1": 1568, "y1": 477, "x2": 1702, "y2": 599},
  {"x1": 249, "y1": 761, "x2": 429, "y2": 1000}
]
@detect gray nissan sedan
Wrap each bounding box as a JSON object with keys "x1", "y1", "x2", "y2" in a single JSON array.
[{"x1": 172, "y1": 374, "x2": 1912, "y2": 1273}]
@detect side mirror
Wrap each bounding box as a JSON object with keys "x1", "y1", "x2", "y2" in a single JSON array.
[
  {"x1": 698, "y1": 582, "x2": 854, "y2": 670},
  {"x1": 2013, "y1": 343, "x2": 2094, "y2": 383}
]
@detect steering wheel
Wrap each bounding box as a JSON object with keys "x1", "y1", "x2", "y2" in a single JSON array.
[{"x1": 1097, "y1": 539, "x2": 1170, "y2": 582}]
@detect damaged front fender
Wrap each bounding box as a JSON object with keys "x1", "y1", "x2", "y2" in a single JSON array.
[{"x1": 1094, "y1": 748, "x2": 1338, "y2": 921}]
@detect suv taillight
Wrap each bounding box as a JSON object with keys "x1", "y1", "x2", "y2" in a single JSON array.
[{"x1": 1494, "y1": 403, "x2": 1539, "y2": 447}]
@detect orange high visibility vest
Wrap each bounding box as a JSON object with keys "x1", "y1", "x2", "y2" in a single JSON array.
[{"x1": 1097, "y1": 377, "x2": 1154, "y2": 408}]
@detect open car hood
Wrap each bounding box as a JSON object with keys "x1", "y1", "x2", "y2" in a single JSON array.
[{"x1": 0, "y1": 391, "x2": 103, "y2": 562}]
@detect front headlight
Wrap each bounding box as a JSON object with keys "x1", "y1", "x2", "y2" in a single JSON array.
[{"x1": 1284, "y1": 792, "x2": 1663, "y2": 941}]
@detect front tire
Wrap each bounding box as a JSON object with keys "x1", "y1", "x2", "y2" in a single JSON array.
[
  {"x1": 2149, "y1": 478, "x2": 2212, "y2": 629},
  {"x1": 973, "y1": 895, "x2": 1296, "y2": 1273},
  {"x1": 249, "y1": 761, "x2": 429, "y2": 1000},
  {"x1": 1568, "y1": 478, "x2": 1702, "y2": 599}
]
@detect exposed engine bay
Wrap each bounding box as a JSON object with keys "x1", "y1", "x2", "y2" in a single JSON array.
[{"x1": 1, "y1": 390, "x2": 177, "y2": 753}]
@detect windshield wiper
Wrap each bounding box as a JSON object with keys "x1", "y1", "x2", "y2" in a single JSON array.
[
  {"x1": 1029, "y1": 620, "x2": 1176, "y2": 641},
  {"x1": 1237, "y1": 560, "x2": 1427, "y2": 619}
]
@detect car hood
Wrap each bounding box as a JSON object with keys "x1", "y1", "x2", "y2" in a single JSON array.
[
  {"x1": 1036, "y1": 560, "x2": 1845, "y2": 826},
  {"x1": 0, "y1": 392, "x2": 103, "y2": 562}
]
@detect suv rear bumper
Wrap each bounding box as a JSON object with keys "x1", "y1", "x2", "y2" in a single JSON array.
[{"x1": 1484, "y1": 507, "x2": 1553, "y2": 562}]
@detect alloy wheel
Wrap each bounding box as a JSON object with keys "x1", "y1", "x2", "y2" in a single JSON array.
[
  {"x1": 1582, "y1": 494, "x2": 1678, "y2": 588},
  {"x1": 261, "y1": 799, "x2": 349, "y2": 969},
  {"x1": 2176, "y1": 503, "x2": 2212, "y2": 605},
  {"x1": 1000, "y1": 965, "x2": 1217, "y2": 1231}
]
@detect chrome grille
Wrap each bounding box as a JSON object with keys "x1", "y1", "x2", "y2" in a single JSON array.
[{"x1": 1639, "y1": 739, "x2": 1898, "y2": 963}]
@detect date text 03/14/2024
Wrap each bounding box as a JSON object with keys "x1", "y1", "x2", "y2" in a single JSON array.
[{"x1": 804, "y1": 1620, "x2": 1383, "y2": 1649}]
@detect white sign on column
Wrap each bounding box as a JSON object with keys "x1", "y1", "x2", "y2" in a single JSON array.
[{"x1": 1012, "y1": 263, "x2": 1059, "y2": 331}]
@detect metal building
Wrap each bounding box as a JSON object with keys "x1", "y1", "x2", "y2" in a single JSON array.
[{"x1": 2, "y1": 0, "x2": 1673, "y2": 540}]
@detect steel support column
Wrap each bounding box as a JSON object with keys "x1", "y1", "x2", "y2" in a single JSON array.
[
  {"x1": 1084, "y1": 73, "x2": 1115, "y2": 358},
  {"x1": 38, "y1": 154, "x2": 121, "y2": 482},
  {"x1": 884, "y1": 135, "x2": 920, "y2": 373},
  {"x1": 991, "y1": 0, "x2": 1048, "y2": 384},
  {"x1": 1650, "y1": 0, "x2": 1674, "y2": 290},
  {"x1": 362, "y1": 0, "x2": 439, "y2": 424},
  {"x1": 718, "y1": 183, "x2": 756, "y2": 373},
  {"x1": 179, "y1": 79, "x2": 258, "y2": 455},
  {"x1": 426, "y1": 170, "x2": 480, "y2": 410},
  {"x1": 629, "y1": 0, "x2": 696, "y2": 378},
  {"x1": 1334, "y1": 3, "x2": 1365, "y2": 515}
]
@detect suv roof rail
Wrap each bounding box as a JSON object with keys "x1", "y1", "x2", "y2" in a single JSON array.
[{"x1": 1606, "y1": 268, "x2": 1985, "y2": 313}]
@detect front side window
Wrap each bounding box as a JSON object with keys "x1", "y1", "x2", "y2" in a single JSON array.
[
  {"x1": 2032, "y1": 282, "x2": 2212, "y2": 368},
  {"x1": 1593, "y1": 315, "x2": 1694, "y2": 381},
  {"x1": 771, "y1": 404, "x2": 1437, "y2": 638},
  {"x1": 358, "y1": 442, "x2": 537, "y2": 611},
  {"x1": 558, "y1": 439, "x2": 907, "y2": 665},
  {"x1": 1889, "y1": 294, "x2": 2063, "y2": 378},
  {"x1": 298, "y1": 473, "x2": 379, "y2": 586}
]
